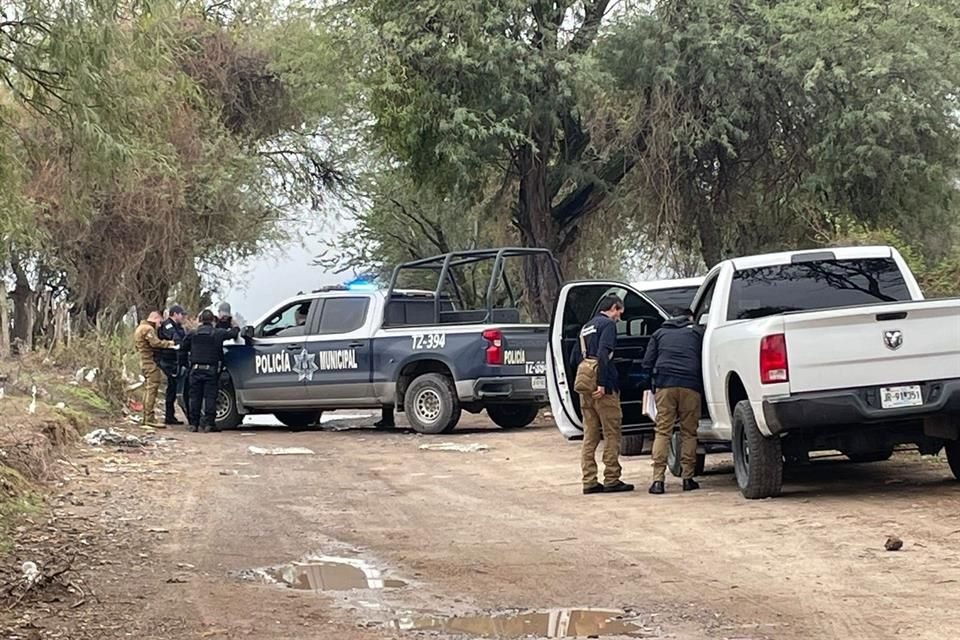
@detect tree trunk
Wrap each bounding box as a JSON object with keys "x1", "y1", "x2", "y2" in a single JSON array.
[
  {"x1": 696, "y1": 208, "x2": 723, "y2": 267},
  {"x1": 10, "y1": 262, "x2": 35, "y2": 352},
  {"x1": 514, "y1": 142, "x2": 562, "y2": 323},
  {"x1": 0, "y1": 292, "x2": 9, "y2": 358}
]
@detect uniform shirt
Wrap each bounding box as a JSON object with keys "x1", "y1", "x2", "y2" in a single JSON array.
[
  {"x1": 575, "y1": 313, "x2": 619, "y2": 393},
  {"x1": 183, "y1": 324, "x2": 240, "y2": 366},
  {"x1": 156, "y1": 319, "x2": 186, "y2": 369},
  {"x1": 133, "y1": 321, "x2": 173, "y2": 365},
  {"x1": 641, "y1": 317, "x2": 704, "y2": 393}
]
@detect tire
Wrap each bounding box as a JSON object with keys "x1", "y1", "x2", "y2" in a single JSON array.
[
  {"x1": 273, "y1": 411, "x2": 323, "y2": 429},
  {"x1": 404, "y1": 373, "x2": 461, "y2": 434},
  {"x1": 215, "y1": 383, "x2": 243, "y2": 431},
  {"x1": 944, "y1": 441, "x2": 960, "y2": 480},
  {"x1": 667, "y1": 430, "x2": 706, "y2": 477},
  {"x1": 486, "y1": 404, "x2": 539, "y2": 429},
  {"x1": 732, "y1": 400, "x2": 783, "y2": 499},
  {"x1": 844, "y1": 448, "x2": 894, "y2": 463},
  {"x1": 621, "y1": 434, "x2": 645, "y2": 457}
]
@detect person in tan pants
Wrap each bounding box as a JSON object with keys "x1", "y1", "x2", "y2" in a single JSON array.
[
  {"x1": 577, "y1": 294, "x2": 634, "y2": 494},
  {"x1": 134, "y1": 311, "x2": 175, "y2": 427},
  {"x1": 641, "y1": 309, "x2": 705, "y2": 494}
]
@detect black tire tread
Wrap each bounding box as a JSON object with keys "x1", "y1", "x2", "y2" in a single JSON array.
[
  {"x1": 404, "y1": 373, "x2": 461, "y2": 435},
  {"x1": 486, "y1": 404, "x2": 539, "y2": 429},
  {"x1": 945, "y1": 441, "x2": 960, "y2": 480},
  {"x1": 733, "y1": 400, "x2": 783, "y2": 499}
]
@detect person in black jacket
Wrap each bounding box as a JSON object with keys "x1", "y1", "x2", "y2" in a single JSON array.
[
  {"x1": 156, "y1": 304, "x2": 187, "y2": 425},
  {"x1": 575, "y1": 294, "x2": 634, "y2": 495},
  {"x1": 182, "y1": 309, "x2": 240, "y2": 432},
  {"x1": 641, "y1": 309, "x2": 705, "y2": 494}
]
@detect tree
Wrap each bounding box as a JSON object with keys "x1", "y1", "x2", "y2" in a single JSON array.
[{"x1": 352, "y1": 0, "x2": 638, "y2": 312}]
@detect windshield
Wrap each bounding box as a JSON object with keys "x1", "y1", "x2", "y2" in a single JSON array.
[
  {"x1": 728, "y1": 258, "x2": 912, "y2": 321},
  {"x1": 644, "y1": 286, "x2": 700, "y2": 317}
]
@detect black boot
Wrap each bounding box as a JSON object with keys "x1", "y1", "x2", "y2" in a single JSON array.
[
  {"x1": 648, "y1": 481, "x2": 665, "y2": 495},
  {"x1": 603, "y1": 481, "x2": 635, "y2": 493},
  {"x1": 682, "y1": 478, "x2": 700, "y2": 492},
  {"x1": 582, "y1": 483, "x2": 605, "y2": 495}
]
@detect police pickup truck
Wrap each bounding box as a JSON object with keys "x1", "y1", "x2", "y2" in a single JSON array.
[{"x1": 212, "y1": 248, "x2": 559, "y2": 433}]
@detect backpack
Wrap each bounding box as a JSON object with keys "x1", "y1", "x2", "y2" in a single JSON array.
[{"x1": 573, "y1": 329, "x2": 599, "y2": 395}]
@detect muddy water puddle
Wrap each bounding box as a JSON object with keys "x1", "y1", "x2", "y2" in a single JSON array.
[
  {"x1": 393, "y1": 608, "x2": 650, "y2": 638},
  {"x1": 247, "y1": 555, "x2": 406, "y2": 592}
]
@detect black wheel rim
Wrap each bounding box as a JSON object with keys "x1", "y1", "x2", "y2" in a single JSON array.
[{"x1": 734, "y1": 421, "x2": 750, "y2": 487}]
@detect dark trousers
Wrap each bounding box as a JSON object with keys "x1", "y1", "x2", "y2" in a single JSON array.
[
  {"x1": 163, "y1": 369, "x2": 178, "y2": 422},
  {"x1": 188, "y1": 366, "x2": 219, "y2": 430}
]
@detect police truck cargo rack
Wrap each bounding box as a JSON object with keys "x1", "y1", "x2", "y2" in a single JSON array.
[{"x1": 213, "y1": 248, "x2": 561, "y2": 434}]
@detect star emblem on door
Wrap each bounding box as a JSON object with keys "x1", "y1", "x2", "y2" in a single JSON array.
[{"x1": 292, "y1": 347, "x2": 319, "y2": 381}]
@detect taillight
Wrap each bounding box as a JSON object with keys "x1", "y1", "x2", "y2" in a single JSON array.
[
  {"x1": 760, "y1": 333, "x2": 789, "y2": 384},
  {"x1": 482, "y1": 329, "x2": 503, "y2": 365}
]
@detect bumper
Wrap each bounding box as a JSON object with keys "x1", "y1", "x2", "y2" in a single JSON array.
[
  {"x1": 763, "y1": 378, "x2": 960, "y2": 436},
  {"x1": 456, "y1": 376, "x2": 549, "y2": 405}
]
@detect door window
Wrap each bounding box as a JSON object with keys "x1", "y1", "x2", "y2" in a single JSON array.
[
  {"x1": 257, "y1": 300, "x2": 313, "y2": 338},
  {"x1": 693, "y1": 276, "x2": 718, "y2": 326},
  {"x1": 317, "y1": 297, "x2": 370, "y2": 335},
  {"x1": 594, "y1": 287, "x2": 665, "y2": 337}
]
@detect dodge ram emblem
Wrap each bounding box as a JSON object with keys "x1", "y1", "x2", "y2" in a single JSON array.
[{"x1": 883, "y1": 329, "x2": 903, "y2": 351}]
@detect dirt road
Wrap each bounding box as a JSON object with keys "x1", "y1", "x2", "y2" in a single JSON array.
[{"x1": 3, "y1": 413, "x2": 960, "y2": 640}]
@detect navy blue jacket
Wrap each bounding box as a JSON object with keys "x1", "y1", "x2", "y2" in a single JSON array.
[
  {"x1": 573, "y1": 314, "x2": 619, "y2": 393},
  {"x1": 641, "y1": 317, "x2": 704, "y2": 393},
  {"x1": 183, "y1": 324, "x2": 240, "y2": 366},
  {"x1": 155, "y1": 318, "x2": 186, "y2": 372}
]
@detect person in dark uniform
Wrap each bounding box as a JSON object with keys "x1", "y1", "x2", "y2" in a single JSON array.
[
  {"x1": 215, "y1": 302, "x2": 234, "y2": 330},
  {"x1": 156, "y1": 304, "x2": 187, "y2": 425},
  {"x1": 182, "y1": 309, "x2": 240, "y2": 432}
]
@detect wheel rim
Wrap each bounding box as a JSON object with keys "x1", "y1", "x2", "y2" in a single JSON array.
[
  {"x1": 216, "y1": 389, "x2": 232, "y2": 421},
  {"x1": 414, "y1": 388, "x2": 443, "y2": 424},
  {"x1": 734, "y1": 421, "x2": 750, "y2": 486}
]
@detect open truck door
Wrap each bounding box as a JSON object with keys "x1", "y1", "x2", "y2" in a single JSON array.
[{"x1": 547, "y1": 281, "x2": 672, "y2": 451}]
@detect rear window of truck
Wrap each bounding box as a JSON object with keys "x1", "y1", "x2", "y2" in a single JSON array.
[
  {"x1": 728, "y1": 258, "x2": 912, "y2": 320},
  {"x1": 645, "y1": 286, "x2": 700, "y2": 317}
]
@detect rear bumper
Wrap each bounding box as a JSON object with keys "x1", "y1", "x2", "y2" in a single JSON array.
[
  {"x1": 456, "y1": 376, "x2": 549, "y2": 405},
  {"x1": 763, "y1": 378, "x2": 960, "y2": 436}
]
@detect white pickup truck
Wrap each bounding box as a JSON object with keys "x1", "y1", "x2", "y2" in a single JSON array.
[{"x1": 690, "y1": 246, "x2": 960, "y2": 498}]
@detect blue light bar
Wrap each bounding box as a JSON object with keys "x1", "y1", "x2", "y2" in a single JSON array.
[{"x1": 344, "y1": 277, "x2": 377, "y2": 291}]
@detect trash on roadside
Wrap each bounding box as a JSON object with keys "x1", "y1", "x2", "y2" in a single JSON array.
[
  {"x1": 21, "y1": 561, "x2": 40, "y2": 587},
  {"x1": 885, "y1": 536, "x2": 904, "y2": 551},
  {"x1": 55, "y1": 402, "x2": 66, "y2": 409},
  {"x1": 84, "y1": 428, "x2": 144, "y2": 448},
  {"x1": 418, "y1": 442, "x2": 490, "y2": 453},
  {"x1": 247, "y1": 445, "x2": 315, "y2": 456},
  {"x1": 27, "y1": 385, "x2": 37, "y2": 415}
]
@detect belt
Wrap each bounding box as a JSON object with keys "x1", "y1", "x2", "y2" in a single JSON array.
[{"x1": 191, "y1": 363, "x2": 215, "y2": 370}]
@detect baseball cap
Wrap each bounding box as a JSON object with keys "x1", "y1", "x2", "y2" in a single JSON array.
[
  {"x1": 218, "y1": 302, "x2": 232, "y2": 316},
  {"x1": 169, "y1": 304, "x2": 186, "y2": 316}
]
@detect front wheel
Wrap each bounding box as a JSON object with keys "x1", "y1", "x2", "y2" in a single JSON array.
[
  {"x1": 486, "y1": 404, "x2": 539, "y2": 429},
  {"x1": 945, "y1": 441, "x2": 960, "y2": 480},
  {"x1": 667, "y1": 429, "x2": 706, "y2": 478},
  {"x1": 732, "y1": 400, "x2": 783, "y2": 499},
  {"x1": 404, "y1": 373, "x2": 461, "y2": 434},
  {"x1": 273, "y1": 411, "x2": 323, "y2": 429},
  {"x1": 215, "y1": 384, "x2": 243, "y2": 431}
]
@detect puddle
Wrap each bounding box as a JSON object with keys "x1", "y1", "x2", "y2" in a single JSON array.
[
  {"x1": 393, "y1": 608, "x2": 647, "y2": 638},
  {"x1": 251, "y1": 555, "x2": 406, "y2": 592}
]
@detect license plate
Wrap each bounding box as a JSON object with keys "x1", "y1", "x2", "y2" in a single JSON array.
[
  {"x1": 880, "y1": 385, "x2": 923, "y2": 409},
  {"x1": 531, "y1": 376, "x2": 546, "y2": 390}
]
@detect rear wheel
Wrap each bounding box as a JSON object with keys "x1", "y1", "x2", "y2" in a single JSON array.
[
  {"x1": 273, "y1": 411, "x2": 323, "y2": 429},
  {"x1": 844, "y1": 447, "x2": 894, "y2": 463},
  {"x1": 404, "y1": 373, "x2": 461, "y2": 434},
  {"x1": 945, "y1": 441, "x2": 960, "y2": 480},
  {"x1": 215, "y1": 383, "x2": 243, "y2": 431},
  {"x1": 486, "y1": 404, "x2": 539, "y2": 429},
  {"x1": 667, "y1": 430, "x2": 706, "y2": 477},
  {"x1": 732, "y1": 400, "x2": 783, "y2": 499}
]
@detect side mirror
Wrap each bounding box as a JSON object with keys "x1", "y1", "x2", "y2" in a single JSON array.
[{"x1": 241, "y1": 325, "x2": 255, "y2": 339}]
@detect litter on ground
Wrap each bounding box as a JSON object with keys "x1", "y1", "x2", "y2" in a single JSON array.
[
  {"x1": 247, "y1": 446, "x2": 315, "y2": 456},
  {"x1": 418, "y1": 442, "x2": 490, "y2": 453}
]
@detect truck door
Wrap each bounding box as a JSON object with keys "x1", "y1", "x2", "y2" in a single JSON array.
[
  {"x1": 235, "y1": 298, "x2": 316, "y2": 406},
  {"x1": 302, "y1": 295, "x2": 376, "y2": 406},
  {"x1": 547, "y1": 281, "x2": 670, "y2": 439}
]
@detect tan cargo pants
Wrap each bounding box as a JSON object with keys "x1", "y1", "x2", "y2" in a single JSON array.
[
  {"x1": 580, "y1": 392, "x2": 623, "y2": 487},
  {"x1": 141, "y1": 360, "x2": 162, "y2": 425},
  {"x1": 651, "y1": 387, "x2": 701, "y2": 481}
]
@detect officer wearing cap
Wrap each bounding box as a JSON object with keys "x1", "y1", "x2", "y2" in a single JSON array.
[
  {"x1": 182, "y1": 309, "x2": 239, "y2": 432},
  {"x1": 215, "y1": 302, "x2": 234, "y2": 330},
  {"x1": 156, "y1": 304, "x2": 188, "y2": 425}
]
